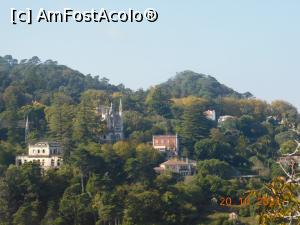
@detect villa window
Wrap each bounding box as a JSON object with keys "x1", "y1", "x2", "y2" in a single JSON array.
[{"x1": 51, "y1": 159, "x2": 55, "y2": 167}]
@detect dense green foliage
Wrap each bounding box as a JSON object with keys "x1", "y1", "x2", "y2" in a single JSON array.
[
  {"x1": 0, "y1": 56, "x2": 299, "y2": 225},
  {"x1": 159, "y1": 71, "x2": 253, "y2": 99}
]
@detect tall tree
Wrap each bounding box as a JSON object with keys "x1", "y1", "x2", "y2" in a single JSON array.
[
  {"x1": 146, "y1": 86, "x2": 172, "y2": 118},
  {"x1": 58, "y1": 184, "x2": 95, "y2": 225},
  {"x1": 45, "y1": 92, "x2": 74, "y2": 158},
  {"x1": 12, "y1": 201, "x2": 40, "y2": 225},
  {"x1": 0, "y1": 179, "x2": 10, "y2": 225},
  {"x1": 180, "y1": 103, "x2": 214, "y2": 155},
  {"x1": 73, "y1": 90, "x2": 108, "y2": 143}
]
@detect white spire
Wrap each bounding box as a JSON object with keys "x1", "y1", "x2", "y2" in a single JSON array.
[
  {"x1": 25, "y1": 116, "x2": 29, "y2": 130},
  {"x1": 25, "y1": 115, "x2": 29, "y2": 143},
  {"x1": 119, "y1": 98, "x2": 123, "y2": 116},
  {"x1": 109, "y1": 102, "x2": 113, "y2": 114}
]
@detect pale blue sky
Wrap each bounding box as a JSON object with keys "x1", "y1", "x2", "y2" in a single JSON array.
[{"x1": 1, "y1": 1, "x2": 300, "y2": 109}]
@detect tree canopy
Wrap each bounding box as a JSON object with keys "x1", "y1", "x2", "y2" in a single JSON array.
[{"x1": 0, "y1": 55, "x2": 299, "y2": 225}]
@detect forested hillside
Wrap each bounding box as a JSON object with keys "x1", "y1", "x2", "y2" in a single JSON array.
[
  {"x1": 159, "y1": 71, "x2": 253, "y2": 99},
  {"x1": 0, "y1": 55, "x2": 299, "y2": 225},
  {"x1": 0, "y1": 55, "x2": 122, "y2": 102}
]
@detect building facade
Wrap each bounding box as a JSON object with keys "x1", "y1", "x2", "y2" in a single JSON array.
[
  {"x1": 204, "y1": 110, "x2": 216, "y2": 121},
  {"x1": 218, "y1": 115, "x2": 236, "y2": 126},
  {"x1": 16, "y1": 141, "x2": 63, "y2": 170},
  {"x1": 153, "y1": 135, "x2": 179, "y2": 157},
  {"x1": 154, "y1": 158, "x2": 197, "y2": 177},
  {"x1": 97, "y1": 99, "x2": 124, "y2": 143},
  {"x1": 278, "y1": 155, "x2": 300, "y2": 169}
]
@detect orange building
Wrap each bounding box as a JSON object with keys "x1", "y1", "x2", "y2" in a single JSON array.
[{"x1": 152, "y1": 135, "x2": 179, "y2": 156}]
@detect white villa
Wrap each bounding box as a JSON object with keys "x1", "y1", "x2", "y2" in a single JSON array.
[
  {"x1": 218, "y1": 115, "x2": 236, "y2": 126},
  {"x1": 154, "y1": 158, "x2": 197, "y2": 177},
  {"x1": 16, "y1": 141, "x2": 63, "y2": 170},
  {"x1": 204, "y1": 110, "x2": 216, "y2": 121}
]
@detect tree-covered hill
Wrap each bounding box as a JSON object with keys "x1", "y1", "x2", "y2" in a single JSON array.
[
  {"x1": 0, "y1": 56, "x2": 252, "y2": 109},
  {"x1": 159, "y1": 70, "x2": 253, "y2": 99},
  {"x1": 0, "y1": 55, "x2": 122, "y2": 105}
]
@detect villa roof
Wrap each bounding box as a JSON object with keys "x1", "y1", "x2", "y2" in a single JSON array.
[
  {"x1": 16, "y1": 154, "x2": 62, "y2": 158},
  {"x1": 28, "y1": 141, "x2": 61, "y2": 146},
  {"x1": 161, "y1": 158, "x2": 196, "y2": 166},
  {"x1": 153, "y1": 135, "x2": 177, "y2": 138}
]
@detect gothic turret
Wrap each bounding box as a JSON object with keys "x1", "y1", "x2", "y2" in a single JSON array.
[
  {"x1": 98, "y1": 99, "x2": 124, "y2": 143},
  {"x1": 119, "y1": 98, "x2": 123, "y2": 117},
  {"x1": 25, "y1": 115, "x2": 29, "y2": 143}
]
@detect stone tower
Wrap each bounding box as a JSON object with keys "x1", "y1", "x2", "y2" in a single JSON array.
[{"x1": 98, "y1": 99, "x2": 124, "y2": 142}]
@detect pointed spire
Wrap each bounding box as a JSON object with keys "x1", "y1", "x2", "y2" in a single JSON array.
[
  {"x1": 25, "y1": 115, "x2": 29, "y2": 143},
  {"x1": 109, "y1": 102, "x2": 113, "y2": 114},
  {"x1": 25, "y1": 116, "x2": 29, "y2": 130},
  {"x1": 119, "y1": 98, "x2": 123, "y2": 117}
]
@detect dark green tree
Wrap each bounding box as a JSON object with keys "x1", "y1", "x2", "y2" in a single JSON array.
[
  {"x1": 197, "y1": 159, "x2": 234, "y2": 179},
  {"x1": 180, "y1": 104, "x2": 214, "y2": 155},
  {"x1": 12, "y1": 201, "x2": 40, "y2": 225},
  {"x1": 146, "y1": 86, "x2": 172, "y2": 118},
  {"x1": 58, "y1": 184, "x2": 95, "y2": 225}
]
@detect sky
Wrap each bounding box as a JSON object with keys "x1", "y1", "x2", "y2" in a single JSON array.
[{"x1": 1, "y1": 1, "x2": 300, "y2": 109}]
